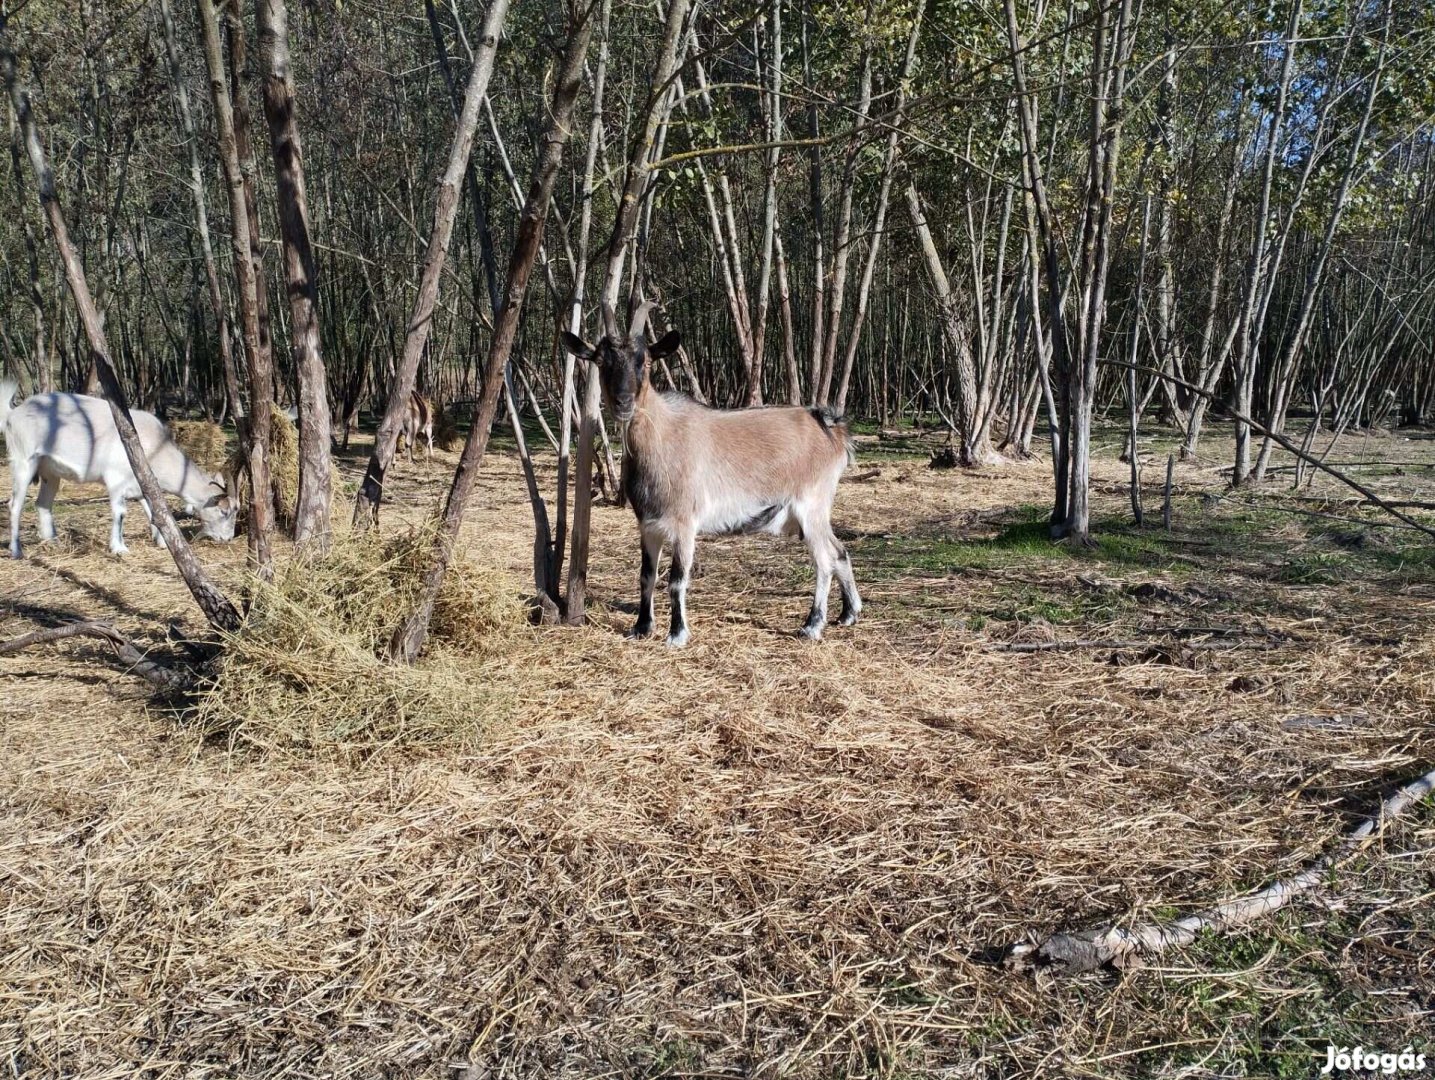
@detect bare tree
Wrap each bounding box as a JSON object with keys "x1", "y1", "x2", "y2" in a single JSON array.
[
  {"x1": 389, "y1": 0, "x2": 598, "y2": 662},
  {"x1": 198, "y1": 0, "x2": 275, "y2": 573},
  {"x1": 565, "y1": 0, "x2": 690, "y2": 626},
  {"x1": 352, "y1": 0, "x2": 509, "y2": 525},
  {"x1": 3, "y1": 38, "x2": 241, "y2": 632},
  {"x1": 256, "y1": 0, "x2": 332, "y2": 548}
]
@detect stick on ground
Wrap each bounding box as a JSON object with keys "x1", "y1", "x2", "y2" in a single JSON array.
[{"x1": 1007, "y1": 764, "x2": 1435, "y2": 974}]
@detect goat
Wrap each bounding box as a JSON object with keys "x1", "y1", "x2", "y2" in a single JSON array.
[
  {"x1": 561, "y1": 302, "x2": 861, "y2": 646},
  {"x1": 1, "y1": 381, "x2": 237, "y2": 558},
  {"x1": 399, "y1": 390, "x2": 434, "y2": 463}
]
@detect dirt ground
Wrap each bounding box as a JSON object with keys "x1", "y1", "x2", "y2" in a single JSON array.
[{"x1": 2, "y1": 420, "x2": 1433, "y2": 1078}]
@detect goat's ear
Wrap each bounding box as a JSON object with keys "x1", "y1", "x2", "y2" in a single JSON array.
[
  {"x1": 648, "y1": 330, "x2": 681, "y2": 359},
  {"x1": 559, "y1": 331, "x2": 596, "y2": 361}
]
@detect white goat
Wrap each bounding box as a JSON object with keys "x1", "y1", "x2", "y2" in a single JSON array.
[
  {"x1": 2, "y1": 380, "x2": 237, "y2": 558},
  {"x1": 561, "y1": 303, "x2": 861, "y2": 646}
]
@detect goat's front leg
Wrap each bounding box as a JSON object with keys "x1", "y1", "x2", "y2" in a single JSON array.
[
  {"x1": 139, "y1": 497, "x2": 166, "y2": 548},
  {"x1": 667, "y1": 528, "x2": 696, "y2": 648},
  {"x1": 834, "y1": 538, "x2": 862, "y2": 626},
  {"x1": 630, "y1": 527, "x2": 662, "y2": 639},
  {"x1": 107, "y1": 489, "x2": 130, "y2": 555}
]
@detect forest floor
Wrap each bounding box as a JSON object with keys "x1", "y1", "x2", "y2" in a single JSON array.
[{"x1": 2, "y1": 419, "x2": 1433, "y2": 1078}]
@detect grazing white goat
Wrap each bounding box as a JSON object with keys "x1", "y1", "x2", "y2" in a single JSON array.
[
  {"x1": 561, "y1": 302, "x2": 861, "y2": 646},
  {"x1": 399, "y1": 390, "x2": 434, "y2": 463},
  {"x1": 1, "y1": 380, "x2": 237, "y2": 558}
]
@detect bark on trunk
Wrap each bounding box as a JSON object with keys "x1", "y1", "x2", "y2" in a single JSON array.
[
  {"x1": 256, "y1": 0, "x2": 332, "y2": 549},
  {"x1": 199, "y1": 0, "x2": 275, "y2": 575},
  {"x1": 566, "y1": 0, "x2": 690, "y2": 626},
  {"x1": 390, "y1": 1, "x2": 596, "y2": 662}
]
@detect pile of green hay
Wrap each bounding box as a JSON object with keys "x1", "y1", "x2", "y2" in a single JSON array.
[{"x1": 191, "y1": 524, "x2": 524, "y2": 756}]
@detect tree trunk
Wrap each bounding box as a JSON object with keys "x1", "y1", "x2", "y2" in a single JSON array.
[
  {"x1": 835, "y1": 10, "x2": 922, "y2": 415},
  {"x1": 905, "y1": 181, "x2": 993, "y2": 466},
  {"x1": 160, "y1": 0, "x2": 241, "y2": 430},
  {"x1": 3, "y1": 41, "x2": 241, "y2": 632},
  {"x1": 566, "y1": 0, "x2": 690, "y2": 626},
  {"x1": 198, "y1": 0, "x2": 274, "y2": 575},
  {"x1": 816, "y1": 41, "x2": 872, "y2": 407},
  {"x1": 256, "y1": 0, "x2": 332, "y2": 549},
  {"x1": 352, "y1": 0, "x2": 509, "y2": 525},
  {"x1": 389, "y1": 1, "x2": 596, "y2": 662},
  {"x1": 555, "y1": 0, "x2": 612, "y2": 600}
]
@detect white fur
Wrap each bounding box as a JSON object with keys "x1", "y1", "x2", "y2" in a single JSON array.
[{"x1": 2, "y1": 381, "x2": 236, "y2": 557}]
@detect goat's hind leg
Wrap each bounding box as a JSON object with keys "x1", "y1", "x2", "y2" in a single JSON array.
[
  {"x1": 833, "y1": 537, "x2": 862, "y2": 626},
  {"x1": 667, "y1": 527, "x2": 695, "y2": 648},
  {"x1": 9, "y1": 457, "x2": 35, "y2": 558},
  {"x1": 105, "y1": 482, "x2": 131, "y2": 555},
  {"x1": 797, "y1": 512, "x2": 835, "y2": 641}
]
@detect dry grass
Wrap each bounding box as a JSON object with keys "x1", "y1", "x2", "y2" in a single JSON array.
[
  {"x1": 190, "y1": 524, "x2": 524, "y2": 756},
  {"x1": 2, "y1": 422, "x2": 1433, "y2": 1077},
  {"x1": 169, "y1": 418, "x2": 228, "y2": 473},
  {"x1": 432, "y1": 402, "x2": 463, "y2": 451}
]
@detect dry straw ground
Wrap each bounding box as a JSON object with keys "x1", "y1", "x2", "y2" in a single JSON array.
[{"x1": 2, "y1": 421, "x2": 1433, "y2": 1078}]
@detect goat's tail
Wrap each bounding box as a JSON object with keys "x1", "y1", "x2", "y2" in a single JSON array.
[
  {"x1": 0, "y1": 379, "x2": 17, "y2": 438},
  {"x1": 811, "y1": 406, "x2": 857, "y2": 468}
]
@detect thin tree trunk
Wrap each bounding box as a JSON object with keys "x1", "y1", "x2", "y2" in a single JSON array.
[
  {"x1": 3, "y1": 41, "x2": 241, "y2": 632},
  {"x1": 198, "y1": 0, "x2": 274, "y2": 574},
  {"x1": 556, "y1": 0, "x2": 612, "y2": 599},
  {"x1": 256, "y1": 0, "x2": 332, "y2": 549},
  {"x1": 160, "y1": 0, "x2": 241, "y2": 430},
  {"x1": 567, "y1": 0, "x2": 689, "y2": 626},
  {"x1": 390, "y1": 0, "x2": 596, "y2": 662},
  {"x1": 905, "y1": 181, "x2": 993, "y2": 465},
  {"x1": 1252, "y1": 1, "x2": 1391, "y2": 483},
  {"x1": 1231, "y1": 0, "x2": 1301, "y2": 487},
  {"x1": 746, "y1": 0, "x2": 782, "y2": 406},
  {"x1": 775, "y1": 230, "x2": 801, "y2": 405},
  {"x1": 353, "y1": 0, "x2": 509, "y2": 525},
  {"x1": 835, "y1": 9, "x2": 922, "y2": 415},
  {"x1": 816, "y1": 40, "x2": 872, "y2": 406}
]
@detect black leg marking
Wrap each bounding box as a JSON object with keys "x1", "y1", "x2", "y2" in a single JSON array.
[
  {"x1": 633, "y1": 539, "x2": 657, "y2": 638},
  {"x1": 668, "y1": 552, "x2": 688, "y2": 643}
]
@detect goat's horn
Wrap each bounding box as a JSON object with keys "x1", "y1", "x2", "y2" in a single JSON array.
[{"x1": 600, "y1": 300, "x2": 619, "y2": 341}]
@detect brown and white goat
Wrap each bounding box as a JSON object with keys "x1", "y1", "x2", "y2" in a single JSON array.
[
  {"x1": 399, "y1": 390, "x2": 434, "y2": 463},
  {"x1": 562, "y1": 303, "x2": 861, "y2": 646}
]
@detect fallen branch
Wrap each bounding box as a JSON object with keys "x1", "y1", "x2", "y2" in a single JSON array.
[
  {"x1": 0, "y1": 620, "x2": 195, "y2": 689},
  {"x1": 1007, "y1": 764, "x2": 1435, "y2": 974}
]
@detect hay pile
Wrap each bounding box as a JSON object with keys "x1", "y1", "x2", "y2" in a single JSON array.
[
  {"x1": 432, "y1": 401, "x2": 463, "y2": 450},
  {"x1": 224, "y1": 404, "x2": 346, "y2": 527},
  {"x1": 191, "y1": 524, "x2": 524, "y2": 755},
  {"x1": 168, "y1": 419, "x2": 228, "y2": 473}
]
